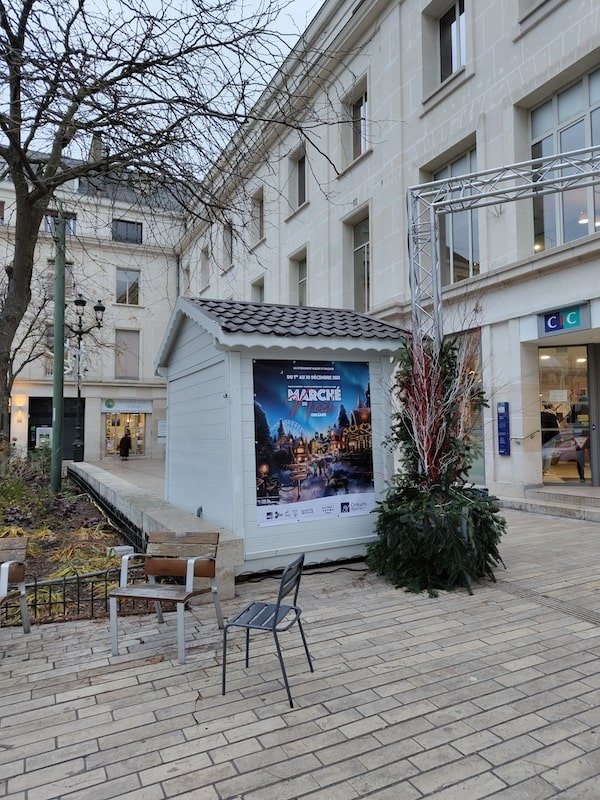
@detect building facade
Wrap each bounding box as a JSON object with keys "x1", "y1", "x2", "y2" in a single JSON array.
[
  {"x1": 4, "y1": 175, "x2": 183, "y2": 461},
  {"x1": 178, "y1": 0, "x2": 600, "y2": 498},
  {"x1": 5, "y1": 0, "x2": 600, "y2": 497}
]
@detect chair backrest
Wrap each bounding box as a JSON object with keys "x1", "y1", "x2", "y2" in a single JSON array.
[
  {"x1": 0, "y1": 538, "x2": 27, "y2": 585},
  {"x1": 275, "y1": 553, "x2": 305, "y2": 609},
  {"x1": 144, "y1": 531, "x2": 219, "y2": 579}
]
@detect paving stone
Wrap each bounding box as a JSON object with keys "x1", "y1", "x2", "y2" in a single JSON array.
[
  {"x1": 409, "y1": 753, "x2": 490, "y2": 795},
  {"x1": 485, "y1": 775, "x2": 561, "y2": 799},
  {"x1": 492, "y1": 741, "x2": 584, "y2": 785},
  {"x1": 542, "y1": 749, "x2": 600, "y2": 791},
  {"x1": 5, "y1": 508, "x2": 600, "y2": 800},
  {"x1": 424, "y1": 771, "x2": 507, "y2": 799}
]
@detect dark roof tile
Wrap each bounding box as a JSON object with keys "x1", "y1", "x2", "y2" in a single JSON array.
[{"x1": 185, "y1": 298, "x2": 406, "y2": 341}]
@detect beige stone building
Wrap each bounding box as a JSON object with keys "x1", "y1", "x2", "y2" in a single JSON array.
[
  {"x1": 6, "y1": 0, "x2": 600, "y2": 499},
  {"x1": 178, "y1": 0, "x2": 600, "y2": 497},
  {"x1": 4, "y1": 175, "x2": 183, "y2": 461}
]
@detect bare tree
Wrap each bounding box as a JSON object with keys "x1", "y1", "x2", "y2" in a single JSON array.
[{"x1": 0, "y1": 0, "x2": 313, "y2": 438}]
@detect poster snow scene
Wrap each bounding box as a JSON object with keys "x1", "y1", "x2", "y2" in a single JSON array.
[{"x1": 253, "y1": 359, "x2": 375, "y2": 526}]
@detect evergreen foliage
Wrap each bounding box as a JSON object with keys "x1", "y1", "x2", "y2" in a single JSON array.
[{"x1": 367, "y1": 336, "x2": 505, "y2": 595}]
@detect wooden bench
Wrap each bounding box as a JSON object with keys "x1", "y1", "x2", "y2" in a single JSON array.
[
  {"x1": 0, "y1": 538, "x2": 31, "y2": 633},
  {"x1": 109, "y1": 531, "x2": 224, "y2": 664}
]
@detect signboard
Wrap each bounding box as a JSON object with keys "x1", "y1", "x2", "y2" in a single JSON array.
[
  {"x1": 497, "y1": 401, "x2": 510, "y2": 456},
  {"x1": 253, "y1": 359, "x2": 375, "y2": 526},
  {"x1": 102, "y1": 399, "x2": 152, "y2": 413},
  {"x1": 538, "y1": 303, "x2": 590, "y2": 338}
]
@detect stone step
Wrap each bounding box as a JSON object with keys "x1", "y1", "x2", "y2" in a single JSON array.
[
  {"x1": 498, "y1": 496, "x2": 600, "y2": 523},
  {"x1": 524, "y1": 488, "x2": 600, "y2": 509}
]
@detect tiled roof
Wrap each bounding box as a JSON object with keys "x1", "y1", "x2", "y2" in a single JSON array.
[{"x1": 184, "y1": 298, "x2": 406, "y2": 340}]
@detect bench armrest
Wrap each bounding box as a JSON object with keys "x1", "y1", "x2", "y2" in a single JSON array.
[
  {"x1": 0, "y1": 560, "x2": 26, "y2": 598},
  {"x1": 119, "y1": 552, "x2": 148, "y2": 587},
  {"x1": 185, "y1": 556, "x2": 214, "y2": 591}
]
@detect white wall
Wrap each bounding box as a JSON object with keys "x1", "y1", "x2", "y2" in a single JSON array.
[{"x1": 165, "y1": 317, "x2": 231, "y2": 524}]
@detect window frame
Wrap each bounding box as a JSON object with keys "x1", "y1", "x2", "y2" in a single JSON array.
[
  {"x1": 250, "y1": 188, "x2": 265, "y2": 244},
  {"x1": 115, "y1": 329, "x2": 140, "y2": 380},
  {"x1": 200, "y1": 245, "x2": 211, "y2": 289},
  {"x1": 433, "y1": 146, "x2": 479, "y2": 286},
  {"x1": 251, "y1": 276, "x2": 265, "y2": 302},
  {"x1": 288, "y1": 147, "x2": 307, "y2": 212},
  {"x1": 44, "y1": 209, "x2": 77, "y2": 236},
  {"x1": 290, "y1": 252, "x2": 308, "y2": 307},
  {"x1": 222, "y1": 221, "x2": 234, "y2": 271},
  {"x1": 116, "y1": 268, "x2": 140, "y2": 306},
  {"x1": 530, "y1": 68, "x2": 600, "y2": 254},
  {"x1": 112, "y1": 218, "x2": 143, "y2": 244},
  {"x1": 439, "y1": 0, "x2": 466, "y2": 83},
  {"x1": 352, "y1": 215, "x2": 370, "y2": 313},
  {"x1": 46, "y1": 260, "x2": 75, "y2": 299}
]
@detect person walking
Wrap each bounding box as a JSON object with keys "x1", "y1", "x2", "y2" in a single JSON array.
[
  {"x1": 540, "y1": 402, "x2": 560, "y2": 473},
  {"x1": 119, "y1": 430, "x2": 132, "y2": 461}
]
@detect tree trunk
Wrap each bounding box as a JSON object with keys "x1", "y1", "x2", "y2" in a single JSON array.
[{"x1": 0, "y1": 193, "x2": 48, "y2": 442}]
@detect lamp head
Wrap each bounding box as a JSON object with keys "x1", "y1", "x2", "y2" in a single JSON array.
[
  {"x1": 93, "y1": 299, "x2": 106, "y2": 326},
  {"x1": 74, "y1": 293, "x2": 86, "y2": 318}
]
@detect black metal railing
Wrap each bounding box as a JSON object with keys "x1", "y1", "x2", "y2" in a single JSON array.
[{"x1": 0, "y1": 564, "x2": 155, "y2": 626}]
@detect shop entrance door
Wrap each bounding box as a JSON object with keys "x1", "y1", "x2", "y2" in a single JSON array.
[
  {"x1": 104, "y1": 413, "x2": 146, "y2": 457},
  {"x1": 539, "y1": 345, "x2": 590, "y2": 483}
]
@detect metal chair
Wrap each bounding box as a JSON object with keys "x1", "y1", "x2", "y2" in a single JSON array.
[{"x1": 222, "y1": 553, "x2": 313, "y2": 708}]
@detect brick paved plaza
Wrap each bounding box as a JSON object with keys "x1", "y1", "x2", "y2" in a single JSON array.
[{"x1": 2, "y1": 508, "x2": 600, "y2": 799}]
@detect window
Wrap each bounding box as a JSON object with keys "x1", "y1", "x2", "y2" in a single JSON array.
[
  {"x1": 251, "y1": 276, "x2": 265, "y2": 302},
  {"x1": 115, "y1": 329, "x2": 140, "y2": 380},
  {"x1": 297, "y1": 258, "x2": 307, "y2": 307},
  {"x1": 352, "y1": 91, "x2": 369, "y2": 160},
  {"x1": 531, "y1": 68, "x2": 600, "y2": 253},
  {"x1": 181, "y1": 262, "x2": 191, "y2": 295},
  {"x1": 44, "y1": 209, "x2": 76, "y2": 235},
  {"x1": 440, "y1": 0, "x2": 465, "y2": 82},
  {"x1": 289, "y1": 149, "x2": 307, "y2": 210},
  {"x1": 116, "y1": 268, "x2": 139, "y2": 305},
  {"x1": 353, "y1": 216, "x2": 370, "y2": 313},
  {"x1": 223, "y1": 222, "x2": 233, "y2": 270},
  {"x1": 46, "y1": 260, "x2": 75, "y2": 299},
  {"x1": 290, "y1": 254, "x2": 307, "y2": 306},
  {"x1": 200, "y1": 246, "x2": 210, "y2": 288},
  {"x1": 251, "y1": 189, "x2": 265, "y2": 244},
  {"x1": 112, "y1": 219, "x2": 142, "y2": 244},
  {"x1": 434, "y1": 147, "x2": 479, "y2": 285},
  {"x1": 341, "y1": 79, "x2": 369, "y2": 166}
]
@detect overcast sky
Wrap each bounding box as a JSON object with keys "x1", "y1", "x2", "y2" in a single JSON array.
[{"x1": 275, "y1": 0, "x2": 324, "y2": 38}]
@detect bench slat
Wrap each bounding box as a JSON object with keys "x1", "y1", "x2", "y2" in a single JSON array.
[{"x1": 0, "y1": 541, "x2": 28, "y2": 564}]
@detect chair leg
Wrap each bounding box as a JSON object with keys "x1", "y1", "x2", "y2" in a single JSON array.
[
  {"x1": 211, "y1": 579, "x2": 224, "y2": 629},
  {"x1": 176, "y1": 602, "x2": 186, "y2": 665},
  {"x1": 154, "y1": 601, "x2": 164, "y2": 624},
  {"x1": 18, "y1": 587, "x2": 30, "y2": 634},
  {"x1": 273, "y1": 631, "x2": 294, "y2": 708},
  {"x1": 245, "y1": 628, "x2": 250, "y2": 668},
  {"x1": 297, "y1": 618, "x2": 313, "y2": 672},
  {"x1": 109, "y1": 596, "x2": 119, "y2": 656},
  {"x1": 222, "y1": 625, "x2": 228, "y2": 695}
]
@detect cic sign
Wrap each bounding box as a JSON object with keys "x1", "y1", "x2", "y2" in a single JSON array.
[{"x1": 538, "y1": 303, "x2": 590, "y2": 338}]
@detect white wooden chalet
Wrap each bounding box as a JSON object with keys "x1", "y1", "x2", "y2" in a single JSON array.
[{"x1": 156, "y1": 298, "x2": 406, "y2": 573}]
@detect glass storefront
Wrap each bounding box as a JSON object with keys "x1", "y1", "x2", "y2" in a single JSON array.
[
  {"x1": 539, "y1": 345, "x2": 590, "y2": 482},
  {"x1": 104, "y1": 412, "x2": 146, "y2": 457}
]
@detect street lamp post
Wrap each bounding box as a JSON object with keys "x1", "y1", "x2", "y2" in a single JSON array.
[{"x1": 68, "y1": 294, "x2": 105, "y2": 462}]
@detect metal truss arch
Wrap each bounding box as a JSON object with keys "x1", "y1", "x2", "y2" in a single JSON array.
[{"x1": 408, "y1": 145, "x2": 600, "y2": 343}]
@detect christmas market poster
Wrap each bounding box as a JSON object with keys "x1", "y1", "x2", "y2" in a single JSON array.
[{"x1": 253, "y1": 359, "x2": 375, "y2": 526}]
